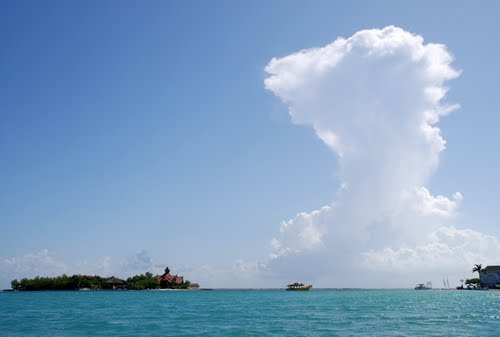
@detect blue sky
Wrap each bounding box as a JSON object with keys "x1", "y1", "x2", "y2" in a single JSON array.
[{"x1": 1, "y1": 1, "x2": 500, "y2": 288}]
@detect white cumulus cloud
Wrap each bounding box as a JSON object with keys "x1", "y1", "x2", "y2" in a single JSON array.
[{"x1": 262, "y1": 26, "x2": 499, "y2": 287}]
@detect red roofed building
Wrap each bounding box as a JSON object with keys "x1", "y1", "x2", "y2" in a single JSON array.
[{"x1": 157, "y1": 267, "x2": 185, "y2": 289}]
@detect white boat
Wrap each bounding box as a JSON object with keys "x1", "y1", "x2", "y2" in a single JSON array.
[{"x1": 415, "y1": 281, "x2": 432, "y2": 290}]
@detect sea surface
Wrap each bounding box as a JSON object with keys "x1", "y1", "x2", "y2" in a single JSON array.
[{"x1": 1, "y1": 289, "x2": 500, "y2": 336}]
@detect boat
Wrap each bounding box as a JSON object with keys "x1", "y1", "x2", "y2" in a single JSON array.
[
  {"x1": 286, "y1": 282, "x2": 312, "y2": 291},
  {"x1": 414, "y1": 281, "x2": 432, "y2": 290}
]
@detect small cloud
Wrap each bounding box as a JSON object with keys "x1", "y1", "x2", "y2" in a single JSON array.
[
  {"x1": 0, "y1": 249, "x2": 66, "y2": 287},
  {"x1": 120, "y1": 249, "x2": 156, "y2": 275},
  {"x1": 74, "y1": 256, "x2": 114, "y2": 276}
]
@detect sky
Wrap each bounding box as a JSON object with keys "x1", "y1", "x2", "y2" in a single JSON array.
[{"x1": 1, "y1": 0, "x2": 500, "y2": 289}]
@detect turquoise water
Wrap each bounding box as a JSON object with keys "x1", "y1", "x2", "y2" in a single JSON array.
[{"x1": 1, "y1": 289, "x2": 500, "y2": 336}]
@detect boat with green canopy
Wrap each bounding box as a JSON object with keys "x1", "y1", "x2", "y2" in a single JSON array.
[{"x1": 286, "y1": 282, "x2": 312, "y2": 291}]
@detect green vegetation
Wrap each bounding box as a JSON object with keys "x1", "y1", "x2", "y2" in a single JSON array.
[
  {"x1": 10, "y1": 275, "x2": 107, "y2": 291},
  {"x1": 472, "y1": 264, "x2": 482, "y2": 285},
  {"x1": 465, "y1": 278, "x2": 480, "y2": 285},
  {"x1": 126, "y1": 272, "x2": 159, "y2": 290},
  {"x1": 172, "y1": 279, "x2": 191, "y2": 290},
  {"x1": 10, "y1": 271, "x2": 196, "y2": 291}
]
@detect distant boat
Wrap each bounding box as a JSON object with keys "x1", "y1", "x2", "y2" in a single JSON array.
[
  {"x1": 415, "y1": 281, "x2": 432, "y2": 290},
  {"x1": 286, "y1": 282, "x2": 312, "y2": 291}
]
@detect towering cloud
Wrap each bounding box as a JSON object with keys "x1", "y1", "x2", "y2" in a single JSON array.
[{"x1": 263, "y1": 26, "x2": 499, "y2": 287}]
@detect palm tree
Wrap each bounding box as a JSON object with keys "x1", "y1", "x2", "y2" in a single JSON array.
[{"x1": 472, "y1": 264, "x2": 483, "y2": 286}]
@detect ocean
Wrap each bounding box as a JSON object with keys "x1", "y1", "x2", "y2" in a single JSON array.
[{"x1": 1, "y1": 289, "x2": 499, "y2": 336}]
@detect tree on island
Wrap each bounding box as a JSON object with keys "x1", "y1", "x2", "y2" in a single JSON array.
[
  {"x1": 465, "y1": 278, "x2": 480, "y2": 285},
  {"x1": 126, "y1": 272, "x2": 159, "y2": 290},
  {"x1": 472, "y1": 264, "x2": 483, "y2": 286},
  {"x1": 11, "y1": 279, "x2": 21, "y2": 290},
  {"x1": 10, "y1": 275, "x2": 107, "y2": 291}
]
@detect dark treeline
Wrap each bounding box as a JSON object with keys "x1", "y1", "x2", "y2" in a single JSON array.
[
  {"x1": 11, "y1": 275, "x2": 108, "y2": 291},
  {"x1": 11, "y1": 272, "x2": 197, "y2": 291},
  {"x1": 127, "y1": 272, "x2": 160, "y2": 290}
]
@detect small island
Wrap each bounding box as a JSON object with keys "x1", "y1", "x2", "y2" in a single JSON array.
[{"x1": 8, "y1": 266, "x2": 200, "y2": 291}]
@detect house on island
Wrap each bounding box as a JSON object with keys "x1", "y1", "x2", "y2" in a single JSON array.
[
  {"x1": 480, "y1": 265, "x2": 500, "y2": 288},
  {"x1": 156, "y1": 267, "x2": 184, "y2": 288},
  {"x1": 105, "y1": 276, "x2": 126, "y2": 290}
]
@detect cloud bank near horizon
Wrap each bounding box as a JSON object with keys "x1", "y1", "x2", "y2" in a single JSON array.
[
  {"x1": 262, "y1": 26, "x2": 500, "y2": 286},
  {"x1": 0, "y1": 249, "x2": 263, "y2": 289},
  {"x1": 0, "y1": 249, "x2": 166, "y2": 287}
]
